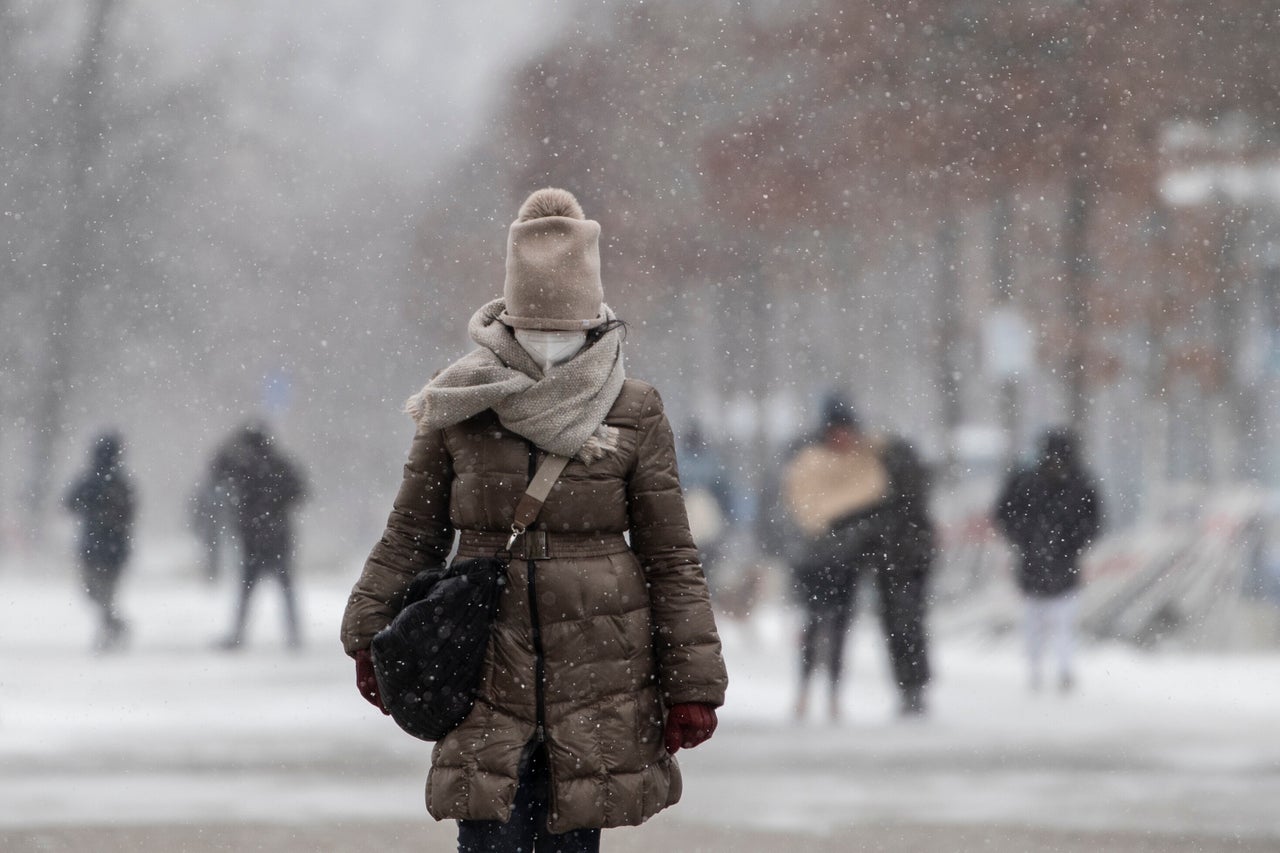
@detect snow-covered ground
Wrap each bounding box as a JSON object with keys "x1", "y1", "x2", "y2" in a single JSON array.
[{"x1": 2, "y1": 566, "x2": 1278, "y2": 851}]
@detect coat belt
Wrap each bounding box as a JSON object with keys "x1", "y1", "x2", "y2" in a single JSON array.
[{"x1": 456, "y1": 529, "x2": 629, "y2": 561}]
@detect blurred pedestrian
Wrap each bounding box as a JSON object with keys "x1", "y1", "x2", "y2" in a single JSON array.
[
  {"x1": 995, "y1": 428, "x2": 1103, "y2": 693},
  {"x1": 867, "y1": 438, "x2": 936, "y2": 716},
  {"x1": 342, "y1": 188, "x2": 727, "y2": 853},
  {"x1": 754, "y1": 433, "x2": 809, "y2": 576},
  {"x1": 676, "y1": 419, "x2": 733, "y2": 585},
  {"x1": 783, "y1": 395, "x2": 887, "y2": 721},
  {"x1": 212, "y1": 422, "x2": 308, "y2": 650},
  {"x1": 65, "y1": 431, "x2": 136, "y2": 653}
]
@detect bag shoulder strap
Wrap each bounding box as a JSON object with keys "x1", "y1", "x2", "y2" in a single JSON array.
[{"x1": 508, "y1": 453, "x2": 570, "y2": 545}]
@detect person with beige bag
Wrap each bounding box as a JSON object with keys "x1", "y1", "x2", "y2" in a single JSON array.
[
  {"x1": 783, "y1": 395, "x2": 889, "y2": 722},
  {"x1": 341, "y1": 188, "x2": 728, "y2": 852}
]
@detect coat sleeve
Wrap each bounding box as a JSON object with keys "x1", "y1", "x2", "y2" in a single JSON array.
[
  {"x1": 626, "y1": 386, "x2": 728, "y2": 708},
  {"x1": 341, "y1": 427, "x2": 455, "y2": 655},
  {"x1": 281, "y1": 456, "x2": 308, "y2": 506},
  {"x1": 64, "y1": 478, "x2": 83, "y2": 513},
  {"x1": 122, "y1": 477, "x2": 138, "y2": 530}
]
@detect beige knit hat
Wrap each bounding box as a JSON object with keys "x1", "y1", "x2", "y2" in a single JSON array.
[{"x1": 499, "y1": 188, "x2": 606, "y2": 331}]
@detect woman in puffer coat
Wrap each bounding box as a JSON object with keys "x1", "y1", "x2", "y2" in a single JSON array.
[{"x1": 341, "y1": 188, "x2": 728, "y2": 852}]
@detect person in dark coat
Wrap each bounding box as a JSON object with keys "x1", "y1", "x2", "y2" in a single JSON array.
[
  {"x1": 995, "y1": 428, "x2": 1102, "y2": 692},
  {"x1": 211, "y1": 422, "x2": 308, "y2": 650},
  {"x1": 865, "y1": 438, "x2": 935, "y2": 716},
  {"x1": 65, "y1": 431, "x2": 136, "y2": 652},
  {"x1": 782, "y1": 395, "x2": 888, "y2": 721}
]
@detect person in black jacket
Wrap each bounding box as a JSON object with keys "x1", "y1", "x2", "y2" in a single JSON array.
[
  {"x1": 211, "y1": 422, "x2": 308, "y2": 650},
  {"x1": 995, "y1": 428, "x2": 1102, "y2": 692},
  {"x1": 65, "y1": 431, "x2": 136, "y2": 653},
  {"x1": 866, "y1": 438, "x2": 935, "y2": 715}
]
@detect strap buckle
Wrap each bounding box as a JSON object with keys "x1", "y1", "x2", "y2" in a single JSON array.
[
  {"x1": 524, "y1": 529, "x2": 550, "y2": 561},
  {"x1": 505, "y1": 524, "x2": 525, "y2": 553}
]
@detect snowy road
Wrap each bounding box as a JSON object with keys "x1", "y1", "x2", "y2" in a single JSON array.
[{"x1": 2, "y1": 573, "x2": 1278, "y2": 851}]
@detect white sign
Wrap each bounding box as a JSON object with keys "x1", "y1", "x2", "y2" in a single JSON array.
[{"x1": 983, "y1": 307, "x2": 1035, "y2": 379}]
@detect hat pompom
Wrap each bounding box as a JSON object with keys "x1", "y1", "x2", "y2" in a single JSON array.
[{"x1": 517, "y1": 188, "x2": 585, "y2": 222}]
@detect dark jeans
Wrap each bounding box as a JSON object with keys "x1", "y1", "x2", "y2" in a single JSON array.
[
  {"x1": 82, "y1": 560, "x2": 126, "y2": 647},
  {"x1": 869, "y1": 565, "x2": 930, "y2": 690},
  {"x1": 798, "y1": 562, "x2": 930, "y2": 694},
  {"x1": 798, "y1": 563, "x2": 859, "y2": 689},
  {"x1": 457, "y1": 745, "x2": 601, "y2": 853},
  {"x1": 226, "y1": 552, "x2": 300, "y2": 647}
]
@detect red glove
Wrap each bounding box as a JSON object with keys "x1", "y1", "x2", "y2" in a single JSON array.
[
  {"x1": 354, "y1": 649, "x2": 389, "y2": 715},
  {"x1": 664, "y1": 703, "x2": 718, "y2": 754}
]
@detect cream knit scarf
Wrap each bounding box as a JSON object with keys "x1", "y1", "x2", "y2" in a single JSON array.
[{"x1": 405, "y1": 299, "x2": 625, "y2": 462}]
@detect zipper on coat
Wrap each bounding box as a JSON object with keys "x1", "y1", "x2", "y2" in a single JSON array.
[{"x1": 524, "y1": 440, "x2": 548, "y2": 745}]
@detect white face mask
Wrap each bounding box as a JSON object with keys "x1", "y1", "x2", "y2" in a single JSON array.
[{"x1": 514, "y1": 328, "x2": 587, "y2": 372}]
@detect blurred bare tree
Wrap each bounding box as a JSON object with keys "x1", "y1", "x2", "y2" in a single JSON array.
[
  {"x1": 415, "y1": 0, "x2": 1280, "y2": 518},
  {"x1": 3, "y1": 1, "x2": 565, "y2": 552},
  {"x1": 3, "y1": 0, "x2": 1277, "y2": 554},
  {"x1": 30, "y1": 0, "x2": 117, "y2": 527}
]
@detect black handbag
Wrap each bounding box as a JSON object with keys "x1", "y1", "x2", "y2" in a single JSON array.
[
  {"x1": 370, "y1": 556, "x2": 507, "y2": 741},
  {"x1": 371, "y1": 452, "x2": 570, "y2": 742}
]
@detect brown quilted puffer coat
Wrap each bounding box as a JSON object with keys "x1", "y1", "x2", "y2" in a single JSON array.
[{"x1": 341, "y1": 378, "x2": 728, "y2": 833}]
